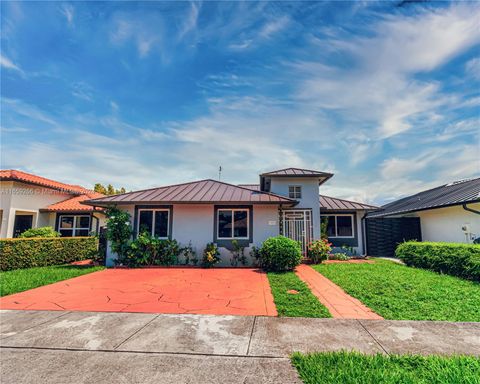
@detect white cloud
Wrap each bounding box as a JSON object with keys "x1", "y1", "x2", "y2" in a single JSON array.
[
  {"x1": 465, "y1": 57, "x2": 480, "y2": 80},
  {"x1": 177, "y1": 2, "x2": 200, "y2": 41},
  {"x1": 259, "y1": 16, "x2": 290, "y2": 39},
  {"x1": 0, "y1": 54, "x2": 22, "y2": 73},
  {"x1": 60, "y1": 3, "x2": 74, "y2": 26}
]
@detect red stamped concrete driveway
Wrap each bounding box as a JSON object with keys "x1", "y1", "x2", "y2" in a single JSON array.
[{"x1": 0, "y1": 268, "x2": 277, "y2": 316}]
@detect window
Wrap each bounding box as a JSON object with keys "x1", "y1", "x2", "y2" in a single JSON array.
[
  {"x1": 59, "y1": 215, "x2": 91, "y2": 237},
  {"x1": 217, "y1": 209, "x2": 249, "y2": 239},
  {"x1": 288, "y1": 185, "x2": 302, "y2": 199},
  {"x1": 324, "y1": 214, "x2": 354, "y2": 238},
  {"x1": 138, "y1": 209, "x2": 169, "y2": 238}
]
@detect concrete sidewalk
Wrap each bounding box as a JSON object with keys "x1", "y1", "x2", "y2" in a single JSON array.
[{"x1": 1, "y1": 310, "x2": 479, "y2": 383}]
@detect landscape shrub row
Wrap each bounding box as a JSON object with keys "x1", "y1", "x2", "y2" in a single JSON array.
[
  {"x1": 396, "y1": 241, "x2": 480, "y2": 281},
  {"x1": 0, "y1": 237, "x2": 99, "y2": 271}
]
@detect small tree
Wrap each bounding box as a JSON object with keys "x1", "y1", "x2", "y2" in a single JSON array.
[{"x1": 105, "y1": 207, "x2": 132, "y2": 262}]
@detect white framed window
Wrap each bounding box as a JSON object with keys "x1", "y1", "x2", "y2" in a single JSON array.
[
  {"x1": 324, "y1": 214, "x2": 354, "y2": 238},
  {"x1": 137, "y1": 209, "x2": 170, "y2": 238},
  {"x1": 288, "y1": 185, "x2": 302, "y2": 199},
  {"x1": 58, "y1": 215, "x2": 91, "y2": 237},
  {"x1": 217, "y1": 208, "x2": 249, "y2": 239}
]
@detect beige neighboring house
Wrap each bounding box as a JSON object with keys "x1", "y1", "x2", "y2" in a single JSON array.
[{"x1": 0, "y1": 170, "x2": 105, "y2": 238}]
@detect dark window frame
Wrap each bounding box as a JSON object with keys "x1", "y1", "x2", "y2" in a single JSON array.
[
  {"x1": 324, "y1": 214, "x2": 354, "y2": 238},
  {"x1": 214, "y1": 205, "x2": 253, "y2": 248},
  {"x1": 133, "y1": 205, "x2": 173, "y2": 239}
]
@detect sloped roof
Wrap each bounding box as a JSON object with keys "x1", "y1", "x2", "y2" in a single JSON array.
[
  {"x1": 261, "y1": 167, "x2": 333, "y2": 178},
  {"x1": 0, "y1": 169, "x2": 88, "y2": 194},
  {"x1": 239, "y1": 184, "x2": 377, "y2": 211},
  {"x1": 320, "y1": 195, "x2": 378, "y2": 211},
  {"x1": 42, "y1": 192, "x2": 105, "y2": 212},
  {"x1": 367, "y1": 177, "x2": 480, "y2": 218},
  {"x1": 84, "y1": 179, "x2": 297, "y2": 207}
]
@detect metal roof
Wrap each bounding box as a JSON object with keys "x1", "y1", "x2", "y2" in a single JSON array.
[
  {"x1": 320, "y1": 195, "x2": 378, "y2": 211},
  {"x1": 367, "y1": 177, "x2": 480, "y2": 218},
  {"x1": 261, "y1": 167, "x2": 333, "y2": 178},
  {"x1": 84, "y1": 179, "x2": 297, "y2": 207},
  {"x1": 238, "y1": 185, "x2": 377, "y2": 211}
]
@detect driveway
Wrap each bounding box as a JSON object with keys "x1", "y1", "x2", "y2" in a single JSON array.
[{"x1": 0, "y1": 268, "x2": 277, "y2": 316}]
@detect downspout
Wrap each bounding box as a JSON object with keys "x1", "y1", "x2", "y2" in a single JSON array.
[
  {"x1": 361, "y1": 212, "x2": 369, "y2": 256},
  {"x1": 463, "y1": 203, "x2": 480, "y2": 215}
]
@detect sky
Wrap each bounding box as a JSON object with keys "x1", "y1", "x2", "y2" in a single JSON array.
[{"x1": 1, "y1": 1, "x2": 479, "y2": 205}]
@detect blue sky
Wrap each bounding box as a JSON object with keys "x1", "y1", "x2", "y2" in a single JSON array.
[{"x1": 1, "y1": 1, "x2": 479, "y2": 204}]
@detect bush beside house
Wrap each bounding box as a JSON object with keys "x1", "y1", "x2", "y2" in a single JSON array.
[
  {"x1": 0, "y1": 237, "x2": 98, "y2": 271},
  {"x1": 255, "y1": 236, "x2": 302, "y2": 271},
  {"x1": 19, "y1": 226, "x2": 60, "y2": 238},
  {"x1": 396, "y1": 241, "x2": 480, "y2": 281}
]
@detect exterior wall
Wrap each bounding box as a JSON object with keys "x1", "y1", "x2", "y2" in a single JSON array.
[
  {"x1": 412, "y1": 204, "x2": 480, "y2": 243},
  {"x1": 106, "y1": 203, "x2": 280, "y2": 267},
  {"x1": 0, "y1": 181, "x2": 71, "y2": 238},
  {"x1": 269, "y1": 177, "x2": 321, "y2": 240},
  {"x1": 320, "y1": 209, "x2": 367, "y2": 255}
]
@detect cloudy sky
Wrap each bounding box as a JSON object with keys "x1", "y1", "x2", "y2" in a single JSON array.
[{"x1": 1, "y1": 1, "x2": 479, "y2": 204}]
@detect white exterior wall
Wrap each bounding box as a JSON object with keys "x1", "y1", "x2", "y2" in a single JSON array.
[
  {"x1": 414, "y1": 204, "x2": 480, "y2": 243},
  {"x1": 106, "y1": 203, "x2": 280, "y2": 267},
  {"x1": 0, "y1": 181, "x2": 72, "y2": 238},
  {"x1": 269, "y1": 177, "x2": 321, "y2": 240}
]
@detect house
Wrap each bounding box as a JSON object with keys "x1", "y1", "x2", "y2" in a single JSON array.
[
  {"x1": 365, "y1": 177, "x2": 480, "y2": 257},
  {"x1": 84, "y1": 167, "x2": 378, "y2": 266},
  {"x1": 0, "y1": 170, "x2": 105, "y2": 238}
]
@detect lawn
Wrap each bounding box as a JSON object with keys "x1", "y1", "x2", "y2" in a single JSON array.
[
  {"x1": 313, "y1": 260, "x2": 480, "y2": 321},
  {"x1": 267, "y1": 271, "x2": 331, "y2": 318},
  {"x1": 0, "y1": 265, "x2": 104, "y2": 296},
  {"x1": 291, "y1": 351, "x2": 480, "y2": 384}
]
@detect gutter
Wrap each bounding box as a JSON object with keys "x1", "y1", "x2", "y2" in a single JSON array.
[{"x1": 463, "y1": 203, "x2": 480, "y2": 215}]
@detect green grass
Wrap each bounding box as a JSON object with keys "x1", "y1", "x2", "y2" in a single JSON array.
[
  {"x1": 291, "y1": 351, "x2": 480, "y2": 384},
  {"x1": 0, "y1": 265, "x2": 105, "y2": 296},
  {"x1": 313, "y1": 260, "x2": 480, "y2": 321},
  {"x1": 267, "y1": 271, "x2": 331, "y2": 318}
]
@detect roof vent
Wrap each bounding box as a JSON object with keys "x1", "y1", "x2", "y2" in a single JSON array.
[{"x1": 446, "y1": 178, "x2": 474, "y2": 187}]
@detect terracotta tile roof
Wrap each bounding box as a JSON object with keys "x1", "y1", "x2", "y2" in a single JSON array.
[
  {"x1": 84, "y1": 179, "x2": 297, "y2": 206},
  {"x1": 261, "y1": 167, "x2": 334, "y2": 178},
  {"x1": 0, "y1": 169, "x2": 88, "y2": 194},
  {"x1": 43, "y1": 192, "x2": 105, "y2": 212},
  {"x1": 367, "y1": 177, "x2": 480, "y2": 218},
  {"x1": 320, "y1": 195, "x2": 378, "y2": 211}
]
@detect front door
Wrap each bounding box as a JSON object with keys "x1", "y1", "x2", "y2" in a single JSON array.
[
  {"x1": 282, "y1": 210, "x2": 313, "y2": 255},
  {"x1": 13, "y1": 215, "x2": 33, "y2": 237}
]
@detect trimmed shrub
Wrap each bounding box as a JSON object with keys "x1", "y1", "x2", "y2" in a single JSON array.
[
  {"x1": 396, "y1": 241, "x2": 480, "y2": 281},
  {"x1": 19, "y1": 226, "x2": 60, "y2": 238},
  {"x1": 257, "y1": 236, "x2": 302, "y2": 272},
  {"x1": 0, "y1": 237, "x2": 98, "y2": 271}
]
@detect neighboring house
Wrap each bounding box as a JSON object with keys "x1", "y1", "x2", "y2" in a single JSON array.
[
  {"x1": 85, "y1": 168, "x2": 377, "y2": 266},
  {"x1": 0, "y1": 170, "x2": 105, "y2": 238},
  {"x1": 365, "y1": 177, "x2": 480, "y2": 257}
]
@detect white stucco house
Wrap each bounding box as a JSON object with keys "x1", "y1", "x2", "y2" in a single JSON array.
[
  {"x1": 84, "y1": 168, "x2": 378, "y2": 266},
  {"x1": 0, "y1": 170, "x2": 105, "y2": 238},
  {"x1": 365, "y1": 177, "x2": 480, "y2": 256}
]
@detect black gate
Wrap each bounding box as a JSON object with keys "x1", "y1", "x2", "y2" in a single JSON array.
[{"x1": 366, "y1": 217, "x2": 422, "y2": 257}]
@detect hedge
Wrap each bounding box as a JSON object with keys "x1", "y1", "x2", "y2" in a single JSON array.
[
  {"x1": 0, "y1": 237, "x2": 98, "y2": 271},
  {"x1": 396, "y1": 241, "x2": 480, "y2": 281}
]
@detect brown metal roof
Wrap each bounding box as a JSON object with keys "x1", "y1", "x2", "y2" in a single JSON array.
[
  {"x1": 83, "y1": 179, "x2": 297, "y2": 207},
  {"x1": 261, "y1": 167, "x2": 333, "y2": 178},
  {"x1": 320, "y1": 195, "x2": 378, "y2": 211}
]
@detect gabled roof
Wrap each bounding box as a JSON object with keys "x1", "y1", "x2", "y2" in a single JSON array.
[
  {"x1": 42, "y1": 192, "x2": 105, "y2": 212},
  {"x1": 320, "y1": 195, "x2": 378, "y2": 211},
  {"x1": 261, "y1": 167, "x2": 333, "y2": 178},
  {"x1": 0, "y1": 169, "x2": 88, "y2": 194},
  {"x1": 84, "y1": 179, "x2": 297, "y2": 207},
  {"x1": 367, "y1": 177, "x2": 480, "y2": 218}
]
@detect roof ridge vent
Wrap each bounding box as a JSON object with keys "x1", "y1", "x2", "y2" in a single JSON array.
[{"x1": 446, "y1": 178, "x2": 474, "y2": 187}]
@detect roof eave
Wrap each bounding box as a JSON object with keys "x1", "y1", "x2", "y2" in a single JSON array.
[{"x1": 82, "y1": 199, "x2": 297, "y2": 207}]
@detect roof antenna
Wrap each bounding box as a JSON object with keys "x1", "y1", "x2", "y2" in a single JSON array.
[{"x1": 218, "y1": 166, "x2": 222, "y2": 181}]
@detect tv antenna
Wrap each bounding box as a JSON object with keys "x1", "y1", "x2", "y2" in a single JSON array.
[{"x1": 218, "y1": 166, "x2": 222, "y2": 181}]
